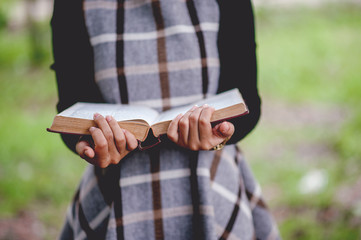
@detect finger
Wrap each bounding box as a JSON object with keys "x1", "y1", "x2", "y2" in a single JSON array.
[
  {"x1": 106, "y1": 115, "x2": 126, "y2": 153},
  {"x1": 89, "y1": 126, "x2": 110, "y2": 167},
  {"x1": 93, "y1": 113, "x2": 116, "y2": 150},
  {"x1": 179, "y1": 105, "x2": 197, "y2": 145},
  {"x1": 167, "y1": 113, "x2": 182, "y2": 143},
  {"x1": 123, "y1": 129, "x2": 139, "y2": 151},
  {"x1": 219, "y1": 122, "x2": 235, "y2": 138},
  {"x1": 198, "y1": 105, "x2": 215, "y2": 143},
  {"x1": 188, "y1": 106, "x2": 203, "y2": 150},
  {"x1": 76, "y1": 140, "x2": 95, "y2": 159},
  {"x1": 94, "y1": 113, "x2": 123, "y2": 165},
  {"x1": 76, "y1": 140, "x2": 101, "y2": 166},
  {"x1": 213, "y1": 121, "x2": 235, "y2": 139}
]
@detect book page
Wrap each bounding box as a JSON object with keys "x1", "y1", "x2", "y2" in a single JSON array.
[
  {"x1": 58, "y1": 103, "x2": 159, "y2": 125},
  {"x1": 154, "y1": 89, "x2": 244, "y2": 123}
]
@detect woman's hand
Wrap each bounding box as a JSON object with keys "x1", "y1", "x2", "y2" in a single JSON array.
[
  {"x1": 75, "y1": 113, "x2": 138, "y2": 168},
  {"x1": 167, "y1": 105, "x2": 235, "y2": 151}
]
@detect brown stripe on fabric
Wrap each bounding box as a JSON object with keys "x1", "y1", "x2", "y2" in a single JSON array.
[
  {"x1": 73, "y1": 186, "x2": 81, "y2": 202},
  {"x1": 234, "y1": 148, "x2": 240, "y2": 165},
  {"x1": 150, "y1": 149, "x2": 164, "y2": 240},
  {"x1": 151, "y1": 0, "x2": 170, "y2": 111},
  {"x1": 116, "y1": 0, "x2": 129, "y2": 104},
  {"x1": 189, "y1": 151, "x2": 205, "y2": 239},
  {"x1": 234, "y1": 146, "x2": 245, "y2": 165},
  {"x1": 252, "y1": 232, "x2": 257, "y2": 240},
  {"x1": 186, "y1": 0, "x2": 209, "y2": 97},
  {"x1": 210, "y1": 149, "x2": 223, "y2": 181},
  {"x1": 256, "y1": 198, "x2": 267, "y2": 209},
  {"x1": 113, "y1": 165, "x2": 125, "y2": 240},
  {"x1": 245, "y1": 189, "x2": 268, "y2": 209},
  {"x1": 245, "y1": 190, "x2": 252, "y2": 202},
  {"x1": 219, "y1": 184, "x2": 242, "y2": 240}
]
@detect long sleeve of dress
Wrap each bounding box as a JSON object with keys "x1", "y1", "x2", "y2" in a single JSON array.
[
  {"x1": 51, "y1": 0, "x2": 104, "y2": 153},
  {"x1": 217, "y1": 0, "x2": 261, "y2": 144}
]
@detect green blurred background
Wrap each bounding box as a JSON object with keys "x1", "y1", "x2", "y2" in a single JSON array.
[{"x1": 0, "y1": 0, "x2": 360, "y2": 239}]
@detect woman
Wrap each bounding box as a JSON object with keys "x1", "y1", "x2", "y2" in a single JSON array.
[{"x1": 51, "y1": 0, "x2": 280, "y2": 239}]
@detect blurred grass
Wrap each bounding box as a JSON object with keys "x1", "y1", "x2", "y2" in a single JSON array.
[
  {"x1": 240, "y1": 3, "x2": 361, "y2": 239},
  {"x1": 256, "y1": 4, "x2": 361, "y2": 104},
  {"x1": 0, "y1": 2, "x2": 360, "y2": 239},
  {"x1": 0, "y1": 15, "x2": 86, "y2": 237}
]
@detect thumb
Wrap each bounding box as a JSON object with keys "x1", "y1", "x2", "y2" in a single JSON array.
[
  {"x1": 213, "y1": 122, "x2": 235, "y2": 139},
  {"x1": 76, "y1": 140, "x2": 95, "y2": 159}
]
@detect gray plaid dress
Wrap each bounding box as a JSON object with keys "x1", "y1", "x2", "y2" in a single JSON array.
[{"x1": 51, "y1": 0, "x2": 280, "y2": 239}]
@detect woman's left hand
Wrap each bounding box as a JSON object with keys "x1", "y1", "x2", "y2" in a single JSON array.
[{"x1": 167, "y1": 105, "x2": 235, "y2": 150}]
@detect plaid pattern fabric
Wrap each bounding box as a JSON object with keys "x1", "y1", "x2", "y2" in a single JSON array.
[
  {"x1": 83, "y1": 0, "x2": 220, "y2": 111},
  {"x1": 60, "y1": 145, "x2": 279, "y2": 240},
  {"x1": 58, "y1": 0, "x2": 280, "y2": 239}
]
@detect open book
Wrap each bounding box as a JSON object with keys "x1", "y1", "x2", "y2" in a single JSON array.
[{"x1": 47, "y1": 89, "x2": 248, "y2": 145}]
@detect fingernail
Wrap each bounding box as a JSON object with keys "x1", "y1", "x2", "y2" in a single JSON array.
[
  {"x1": 191, "y1": 105, "x2": 198, "y2": 111},
  {"x1": 89, "y1": 127, "x2": 96, "y2": 132},
  {"x1": 106, "y1": 115, "x2": 112, "y2": 122},
  {"x1": 84, "y1": 149, "x2": 89, "y2": 157},
  {"x1": 203, "y1": 104, "x2": 209, "y2": 108},
  {"x1": 176, "y1": 113, "x2": 183, "y2": 119},
  {"x1": 93, "y1": 113, "x2": 100, "y2": 119},
  {"x1": 222, "y1": 122, "x2": 230, "y2": 132}
]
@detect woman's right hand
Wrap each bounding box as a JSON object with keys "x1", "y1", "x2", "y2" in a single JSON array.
[{"x1": 75, "y1": 113, "x2": 138, "y2": 168}]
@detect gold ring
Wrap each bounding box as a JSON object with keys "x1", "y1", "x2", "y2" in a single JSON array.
[{"x1": 210, "y1": 136, "x2": 231, "y2": 151}]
